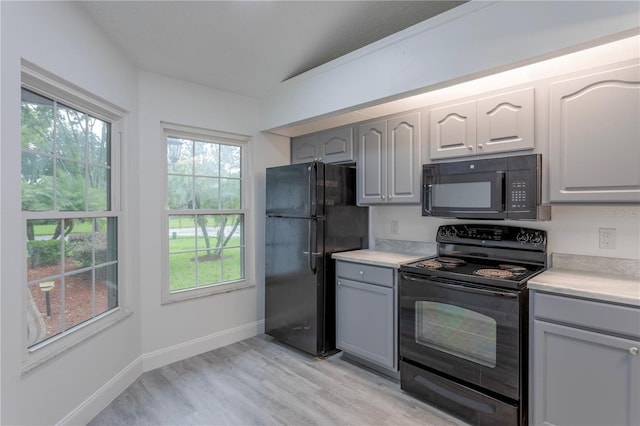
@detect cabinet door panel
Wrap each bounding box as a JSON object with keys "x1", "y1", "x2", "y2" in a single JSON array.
[
  {"x1": 336, "y1": 278, "x2": 395, "y2": 369},
  {"x1": 319, "y1": 127, "x2": 354, "y2": 164},
  {"x1": 429, "y1": 101, "x2": 476, "y2": 159},
  {"x1": 357, "y1": 121, "x2": 387, "y2": 204},
  {"x1": 477, "y1": 87, "x2": 534, "y2": 154},
  {"x1": 388, "y1": 113, "x2": 420, "y2": 203},
  {"x1": 533, "y1": 320, "x2": 640, "y2": 426},
  {"x1": 549, "y1": 63, "x2": 640, "y2": 202},
  {"x1": 291, "y1": 134, "x2": 318, "y2": 164}
]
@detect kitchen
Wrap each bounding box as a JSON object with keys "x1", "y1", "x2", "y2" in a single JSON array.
[{"x1": 1, "y1": 1, "x2": 639, "y2": 425}]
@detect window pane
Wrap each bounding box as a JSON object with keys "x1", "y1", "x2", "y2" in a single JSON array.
[
  {"x1": 220, "y1": 144, "x2": 240, "y2": 178},
  {"x1": 194, "y1": 141, "x2": 219, "y2": 177},
  {"x1": 95, "y1": 217, "x2": 117, "y2": 264},
  {"x1": 27, "y1": 279, "x2": 62, "y2": 346},
  {"x1": 21, "y1": 88, "x2": 54, "y2": 154},
  {"x1": 65, "y1": 219, "x2": 93, "y2": 273},
  {"x1": 22, "y1": 153, "x2": 54, "y2": 211},
  {"x1": 27, "y1": 219, "x2": 62, "y2": 281},
  {"x1": 56, "y1": 159, "x2": 86, "y2": 211},
  {"x1": 56, "y1": 104, "x2": 87, "y2": 161},
  {"x1": 167, "y1": 138, "x2": 192, "y2": 174},
  {"x1": 222, "y1": 247, "x2": 243, "y2": 282},
  {"x1": 88, "y1": 116, "x2": 110, "y2": 166},
  {"x1": 198, "y1": 254, "x2": 222, "y2": 286},
  {"x1": 96, "y1": 263, "x2": 118, "y2": 313},
  {"x1": 88, "y1": 166, "x2": 109, "y2": 211},
  {"x1": 220, "y1": 178, "x2": 241, "y2": 209},
  {"x1": 194, "y1": 177, "x2": 219, "y2": 209},
  {"x1": 169, "y1": 252, "x2": 196, "y2": 292},
  {"x1": 168, "y1": 175, "x2": 193, "y2": 209},
  {"x1": 169, "y1": 215, "x2": 197, "y2": 252},
  {"x1": 65, "y1": 269, "x2": 94, "y2": 330}
]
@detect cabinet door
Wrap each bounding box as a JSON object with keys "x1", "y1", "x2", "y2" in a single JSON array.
[
  {"x1": 387, "y1": 113, "x2": 421, "y2": 203},
  {"x1": 476, "y1": 87, "x2": 534, "y2": 155},
  {"x1": 549, "y1": 63, "x2": 640, "y2": 202},
  {"x1": 532, "y1": 320, "x2": 640, "y2": 426},
  {"x1": 357, "y1": 120, "x2": 387, "y2": 205},
  {"x1": 318, "y1": 127, "x2": 354, "y2": 164},
  {"x1": 336, "y1": 278, "x2": 395, "y2": 370},
  {"x1": 429, "y1": 100, "x2": 476, "y2": 159},
  {"x1": 291, "y1": 134, "x2": 318, "y2": 164}
]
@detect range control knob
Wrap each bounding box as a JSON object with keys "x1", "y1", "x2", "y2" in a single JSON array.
[
  {"x1": 530, "y1": 232, "x2": 544, "y2": 245},
  {"x1": 516, "y1": 231, "x2": 530, "y2": 243}
]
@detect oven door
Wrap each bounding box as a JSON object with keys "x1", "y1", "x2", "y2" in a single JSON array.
[
  {"x1": 422, "y1": 166, "x2": 506, "y2": 219},
  {"x1": 399, "y1": 271, "x2": 524, "y2": 400}
]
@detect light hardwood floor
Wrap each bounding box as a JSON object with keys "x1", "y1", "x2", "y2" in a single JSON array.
[{"x1": 89, "y1": 335, "x2": 465, "y2": 426}]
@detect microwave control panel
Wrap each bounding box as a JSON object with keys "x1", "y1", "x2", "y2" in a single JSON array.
[{"x1": 507, "y1": 170, "x2": 535, "y2": 211}]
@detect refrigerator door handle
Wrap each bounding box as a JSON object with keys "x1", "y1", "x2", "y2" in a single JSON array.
[
  {"x1": 303, "y1": 219, "x2": 318, "y2": 274},
  {"x1": 309, "y1": 161, "x2": 317, "y2": 217}
]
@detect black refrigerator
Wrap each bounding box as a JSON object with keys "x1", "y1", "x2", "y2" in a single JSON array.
[{"x1": 265, "y1": 161, "x2": 368, "y2": 356}]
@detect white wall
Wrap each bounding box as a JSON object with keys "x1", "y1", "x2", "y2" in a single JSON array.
[
  {"x1": 0, "y1": 2, "x2": 141, "y2": 425},
  {"x1": 262, "y1": 0, "x2": 640, "y2": 132},
  {"x1": 136, "y1": 72, "x2": 288, "y2": 369}
]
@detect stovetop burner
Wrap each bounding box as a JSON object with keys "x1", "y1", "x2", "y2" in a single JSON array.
[{"x1": 400, "y1": 224, "x2": 547, "y2": 289}]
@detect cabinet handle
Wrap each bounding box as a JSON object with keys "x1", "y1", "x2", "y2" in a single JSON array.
[
  {"x1": 478, "y1": 144, "x2": 484, "y2": 150},
  {"x1": 380, "y1": 195, "x2": 385, "y2": 200},
  {"x1": 467, "y1": 145, "x2": 473, "y2": 151},
  {"x1": 337, "y1": 281, "x2": 341, "y2": 286},
  {"x1": 631, "y1": 347, "x2": 639, "y2": 356},
  {"x1": 359, "y1": 270, "x2": 364, "y2": 276}
]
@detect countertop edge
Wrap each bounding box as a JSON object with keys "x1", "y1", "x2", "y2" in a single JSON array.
[{"x1": 332, "y1": 250, "x2": 427, "y2": 268}]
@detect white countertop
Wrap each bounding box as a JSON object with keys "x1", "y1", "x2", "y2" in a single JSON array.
[
  {"x1": 332, "y1": 249, "x2": 426, "y2": 268},
  {"x1": 529, "y1": 268, "x2": 640, "y2": 307}
]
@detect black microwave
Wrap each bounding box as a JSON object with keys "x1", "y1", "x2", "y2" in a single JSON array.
[{"x1": 422, "y1": 154, "x2": 550, "y2": 220}]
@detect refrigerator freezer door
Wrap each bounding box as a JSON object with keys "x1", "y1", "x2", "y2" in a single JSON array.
[
  {"x1": 266, "y1": 162, "x2": 324, "y2": 218},
  {"x1": 265, "y1": 216, "x2": 326, "y2": 356}
]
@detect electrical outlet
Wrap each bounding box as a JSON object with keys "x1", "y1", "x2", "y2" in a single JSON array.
[
  {"x1": 599, "y1": 228, "x2": 616, "y2": 249},
  {"x1": 390, "y1": 220, "x2": 399, "y2": 236}
]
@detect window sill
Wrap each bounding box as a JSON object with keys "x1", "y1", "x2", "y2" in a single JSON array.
[
  {"x1": 161, "y1": 280, "x2": 255, "y2": 305},
  {"x1": 22, "y1": 307, "x2": 133, "y2": 376}
]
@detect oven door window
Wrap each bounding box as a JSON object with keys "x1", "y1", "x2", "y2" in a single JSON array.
[{"x1": 416, "y1": 302, "x2": 497, "y2": 368}]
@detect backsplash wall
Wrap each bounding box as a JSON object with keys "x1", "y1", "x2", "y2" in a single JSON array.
[{"x1": 371, "y1": 204, "x2": 640, "y2": 261}]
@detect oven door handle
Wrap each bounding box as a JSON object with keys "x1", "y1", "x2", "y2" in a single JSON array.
[{"x1": 401, "y1": 273, "x2": 518, "y2": 298}]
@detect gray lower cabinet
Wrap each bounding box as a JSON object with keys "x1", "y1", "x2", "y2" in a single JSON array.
[
  {"x1": 531, "y1": 291, "x2": 640, "y2": 426},
  {"x1": 336, "y1": 261, "x2": 397, "y2": 372}
]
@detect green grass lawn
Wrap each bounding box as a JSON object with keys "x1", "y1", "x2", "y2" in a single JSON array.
[{"x1": 169, "y1": 236, "x2": 243, "y2": 291}]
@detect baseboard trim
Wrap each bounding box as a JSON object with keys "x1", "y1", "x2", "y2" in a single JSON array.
[
  {"x1": 58, "y1": 355, "x2": 143, "y2": 425},
  {"x1": 59, "y1": 320, "x2": 264, "y2": 425},
  {"x1": 141, "y1": 320, "x2": 264, "y2": 372}
]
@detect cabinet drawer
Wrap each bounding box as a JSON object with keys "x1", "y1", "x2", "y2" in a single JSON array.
[
  {"x1": 336, "y1": 261, "x2": 393, "y2": 287},
  {"x1": 533, "y1": 291, "x2": 640, "y2": 339}
]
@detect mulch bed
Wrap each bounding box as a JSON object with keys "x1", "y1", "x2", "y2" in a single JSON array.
[{"x1": 28, "y1": 264, "x2": 109, "y2": 341}]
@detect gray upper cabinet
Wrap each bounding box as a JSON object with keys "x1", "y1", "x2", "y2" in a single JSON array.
[
  {"x1": 549, "y1": 62, "x2": 640, "y2": 202},
  {"x1": 429, "y1": 87, "x2": 535, "y2": 160},
  {"x1": 531, "y1": 291, "x2": 640, "y2": 426},
  {"x1": 291, "y1": 126, "x2": 354, "y2": 164},
  {"x1": 357, "y1": 112, "x2": 421, "y2": 205}
]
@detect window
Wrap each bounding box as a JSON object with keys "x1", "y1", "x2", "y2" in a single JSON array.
[
  {"x1": 21, "y1": 62, "x2": 127, "y2": 365},
  {"x1": 164, "y1": 124, "x2": 251, "y2": 302}
]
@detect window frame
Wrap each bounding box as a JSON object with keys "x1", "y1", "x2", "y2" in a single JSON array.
[
  {"x1": 20, "y1": 61, "x2": 131, "y2": 373},
  {"x1": 161, "y1": 122, "x2": 253, "y2": 304}
]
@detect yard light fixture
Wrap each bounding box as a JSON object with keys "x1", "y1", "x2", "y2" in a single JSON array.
[
  {"x1": 167, "y1": 139, "x2": 183, "y2": 164},
  {"x1": 39, "y1": 280, "x2": 55, "y2": 317}
]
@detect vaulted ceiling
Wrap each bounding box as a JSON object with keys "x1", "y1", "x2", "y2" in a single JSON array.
[{"x1": 80, "y1": 1, "x2": 467, "y2": 99}]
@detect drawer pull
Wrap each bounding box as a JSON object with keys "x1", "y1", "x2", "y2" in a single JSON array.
[{"x1": 631, "y1": 347, "x2": 638, "y2": 356}]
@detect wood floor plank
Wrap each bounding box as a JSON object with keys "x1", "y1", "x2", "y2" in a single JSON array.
[{"x1": 89, "y1": 335, "x2": 466, "y2": 426}]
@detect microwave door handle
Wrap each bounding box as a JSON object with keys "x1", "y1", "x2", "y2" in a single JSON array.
[
  {"x1": 498, "y1": 171, "x2": 506, "y2": 212},
  {"x1": 424, "y1": 184, "x2": 433, "y2": 214}
]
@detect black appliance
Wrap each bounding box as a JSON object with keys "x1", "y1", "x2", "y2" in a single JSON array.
[
  {"x1": 422, "y1": 154, "x2": 550, "y2": 221},
  {"x1": 399, "y1": 224, "x2": 547, "y2": 426},
  {"x1": 265, "y1": 161, "x2": 368, "y2": 357}
]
